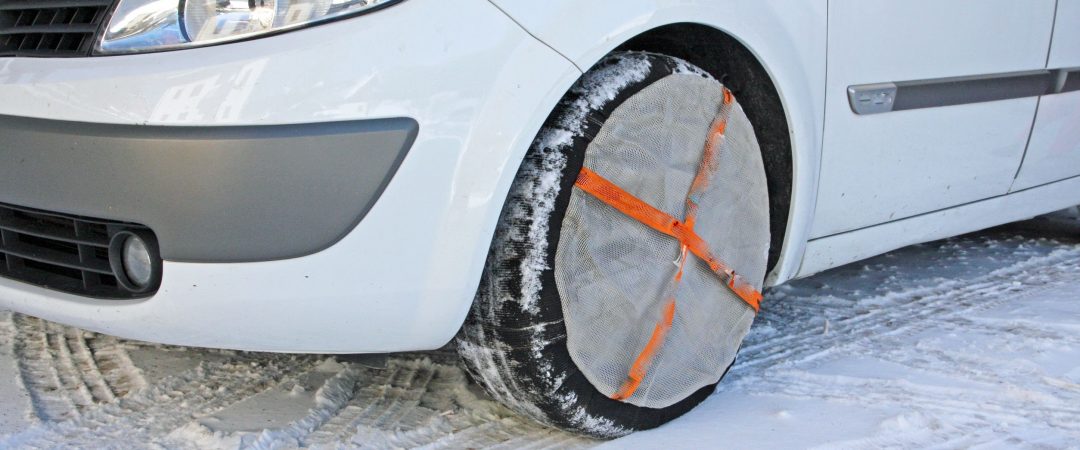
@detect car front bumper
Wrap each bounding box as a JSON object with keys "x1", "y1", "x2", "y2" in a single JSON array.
[
  {"x1": 0, "y1": 115, "x2": 418, "y2": 263},
  {"x1": 0, "y1": 0, "x2": 581, "y2": 352}
]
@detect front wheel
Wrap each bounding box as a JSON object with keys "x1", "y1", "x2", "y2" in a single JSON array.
[{"x1": 457, "y1": 52, "x2": 771, "y2": 438}]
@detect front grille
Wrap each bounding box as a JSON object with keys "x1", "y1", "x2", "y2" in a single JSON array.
[
  {"x1": 0, "y1": 202, "x2": 156, "y2": 299},
  {"x1": 0, "y1": 0, "x2": 115, "y2": 57}
]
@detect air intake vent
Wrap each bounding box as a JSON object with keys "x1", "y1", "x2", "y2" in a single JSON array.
[
  {"x1": 0, "y1": 0, "x2": 114, "y2": 57},
  {"x1": 0, "y1": 202, "x2": 159, "y2": 299}
]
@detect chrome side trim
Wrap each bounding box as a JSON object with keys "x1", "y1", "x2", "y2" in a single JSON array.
[{"x1": 848, "y1": 68, "x2": 1080, "y2": 115}]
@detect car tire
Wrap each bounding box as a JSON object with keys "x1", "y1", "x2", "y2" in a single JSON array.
[{"x1": 456, "y1": 52, "x2": 769, "y2": 438}]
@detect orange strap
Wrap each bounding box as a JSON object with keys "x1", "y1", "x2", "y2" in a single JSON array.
[
  {"x1": 574, "y1": 167, "x2": 762, "y2": 311},
  {"x1": 611, "y1": 298, "x2": 677, "y2": 400},
  {"x1": 611, "y1": 245, "x2": 688, "y2": 400}
]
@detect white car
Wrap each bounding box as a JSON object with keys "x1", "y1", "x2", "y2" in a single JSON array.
[{"x1": 1, "y1": 0, "x2": 1077, "y2": 437}]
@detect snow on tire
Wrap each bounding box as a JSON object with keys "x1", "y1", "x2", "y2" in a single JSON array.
[{"x1": 457, "y1": 52, "x2": 770, "y2": 437}]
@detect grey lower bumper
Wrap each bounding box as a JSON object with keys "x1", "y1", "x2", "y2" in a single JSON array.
[{"x1": 0, "y1": 115, "x2": 418, "y2": 262}]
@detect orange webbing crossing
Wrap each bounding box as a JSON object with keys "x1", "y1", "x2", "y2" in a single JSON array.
[
  {"x1": 575, "y1": 88, "x2": 761, "y2": 401},
  {"x1": 574, "y1": 168, "x2": 763, "y2": 311}
]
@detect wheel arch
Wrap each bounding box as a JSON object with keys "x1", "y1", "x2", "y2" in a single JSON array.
[{"x1": 485, "y1": 1, "x2": 827, "y2": 287}]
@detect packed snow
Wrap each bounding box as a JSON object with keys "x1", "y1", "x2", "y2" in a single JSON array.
[{"x1": 1, "y1": 213, "x2": 1079, "y2": 448}]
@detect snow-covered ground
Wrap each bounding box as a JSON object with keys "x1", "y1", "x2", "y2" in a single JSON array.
[{"x1": 1, "y1": 214, "x2": 1079, "y2": 449}]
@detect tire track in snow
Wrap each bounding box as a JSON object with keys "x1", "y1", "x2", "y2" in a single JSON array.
[
  {"x1": 85, "y1": 333, "x2": 147, "y2": 400},
  {"x1": 302, "y1": 364, "x2": 403, "y2": 446},
  {"x1": 3, "y1": 352, "x2": 319, "y2": 448},
  {"x1": 63, "y1": 328, "x2": 118, "y2": 404},
  {"x1": 730, "y1": 248, "x2": 1080, "y2": 383},
  {"x1": 240, "y1": 360, "x2": 368, "y2": 449},
  {"x1": 290, "y1": 356, "x2": 590, "y2": 449},
  {"x1": 13, "y1": 316, "x2": 85, "y2": 421},
  {"x1": 766, "y1": 370, "x2": 1080, "y2": 433},
  {"x1": 735, "y1": 245, "x2": 1080, "y2": 374},
  {"x1": 0, "y1": 310, "x2": 35, "y2": 434},
  {"x1": 11, "y1": 316, "x2": 149, "y2": 423},
  {"x1": 710, "y1": 231, "x2": 1080, "y2": 448}
]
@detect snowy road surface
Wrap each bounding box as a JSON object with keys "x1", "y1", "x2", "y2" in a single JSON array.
[{"x1": 1, "y1": 214, "x2": 1079, "y2": 449}]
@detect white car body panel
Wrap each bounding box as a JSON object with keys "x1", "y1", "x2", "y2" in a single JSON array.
[
  {"x1": 0, "y1": 0, "x2": 582, "y2": 352},
  {"x1": 1013, "y1": 90, "x2": 1080, "y2": 191},
  {"x1": 1012, "y1": 0, "x2": 1080, "y2": 191},
  {"x1": 489, "y1": 0, "x2": 828, "y2": 286},
  {"x1": 799, "y1": 175, "x2": 1080, "y2": 276},
  {"x1": 812, "y1": 0, "x2": 1057, "y2": 238},
  {"x1": 0, "y1": 0, "x2": 1076, "y2": 352},
  {"x1": 1047, "y1": 0, "x2": 1080, "y2": 68}
]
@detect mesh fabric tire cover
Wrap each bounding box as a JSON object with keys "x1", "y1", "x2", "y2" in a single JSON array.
[
  {"x1": 556, "y1": 74, "x2": 768, "y2": 408},
  {"x1": 456, "y1": 52, "x2": 767, "y2": 438}
]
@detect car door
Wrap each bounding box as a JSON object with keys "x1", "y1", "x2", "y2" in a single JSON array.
[
  {"x1": 1012, "y1": 0, "x2": 1080, "y2": 191},
  {"x1": 811, "y1": 0, "x2": 1057, "y2": 239}
]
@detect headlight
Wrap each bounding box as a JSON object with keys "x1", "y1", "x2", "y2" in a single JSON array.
[{"x1": 97, "y1": 0, "x2": 402, "y2": 54}]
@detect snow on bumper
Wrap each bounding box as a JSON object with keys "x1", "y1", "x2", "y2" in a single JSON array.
[{"x1": 0, "y1": 0, "x2": 580, "y2": 352}]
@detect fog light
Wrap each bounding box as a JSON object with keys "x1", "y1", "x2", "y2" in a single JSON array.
[
  {"x1": 109, "y1": 230, "x2": 161, "y2": 293},
  {"x1": 122, "y1": 235, "x2": 153, "y2": 288}
]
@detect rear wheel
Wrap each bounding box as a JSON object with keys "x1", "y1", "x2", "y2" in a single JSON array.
[{"x1": 457, "y1": 52, "x2": 770, "y2": 438}]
